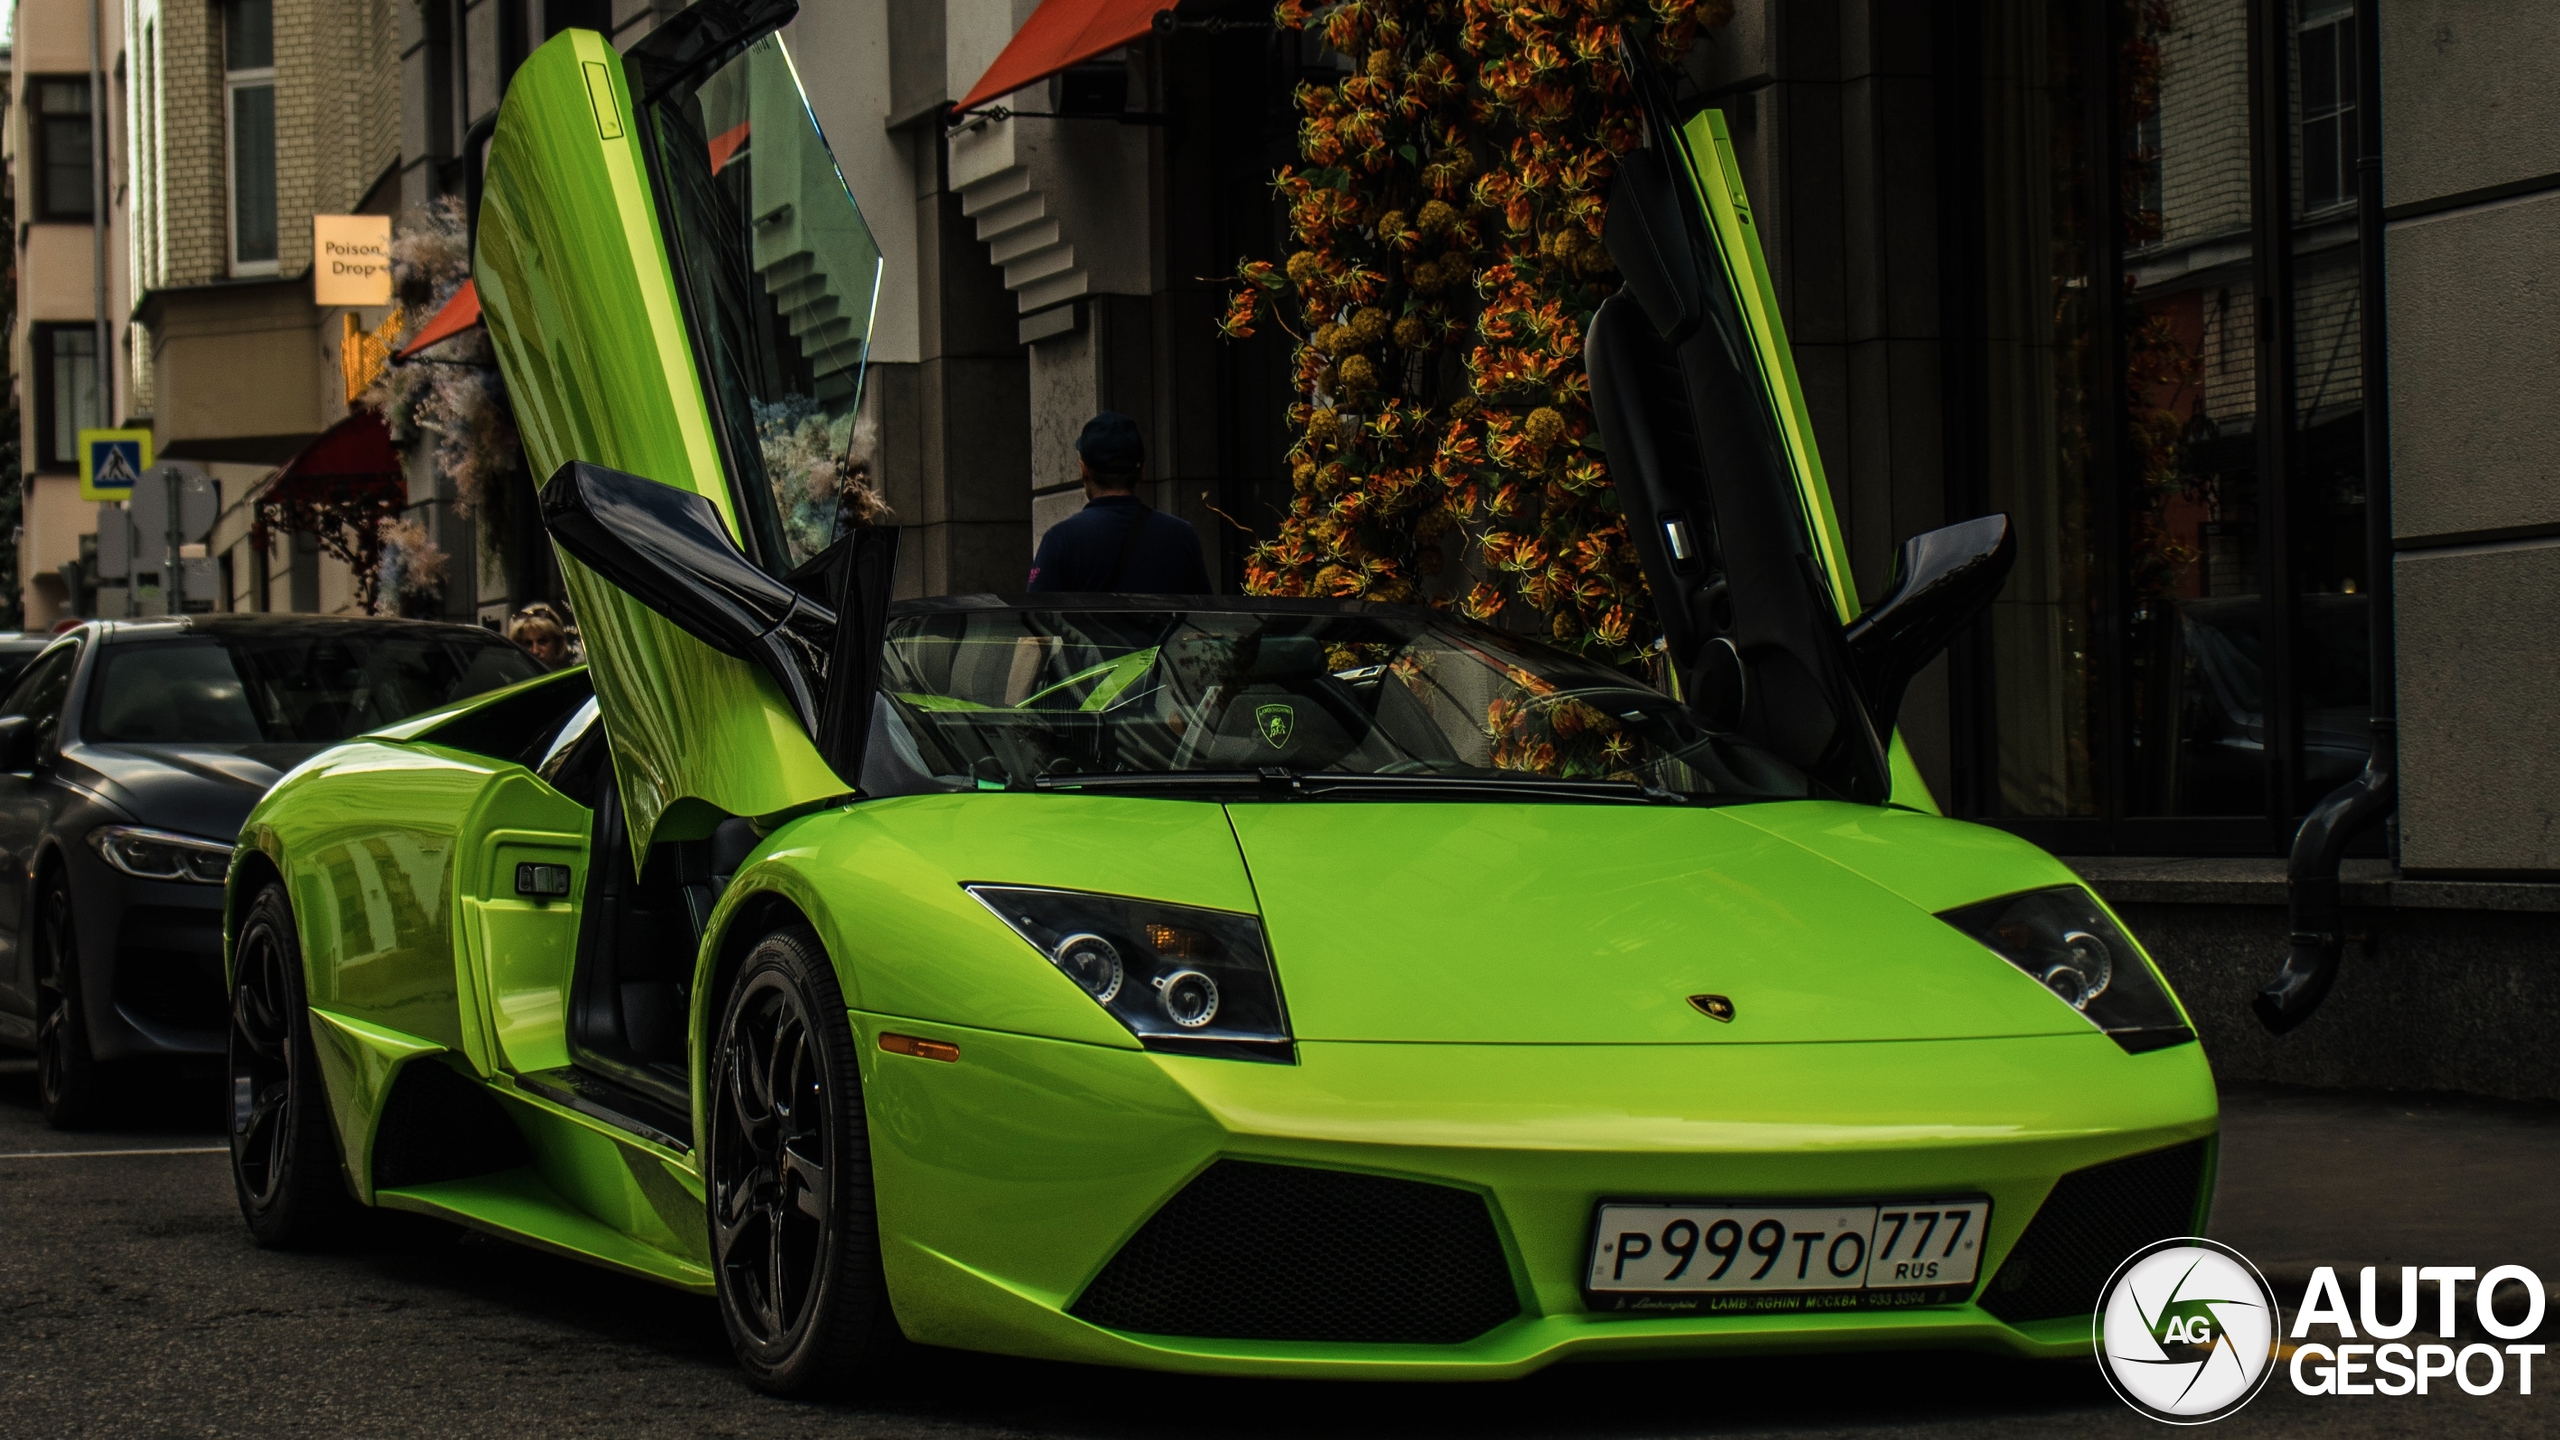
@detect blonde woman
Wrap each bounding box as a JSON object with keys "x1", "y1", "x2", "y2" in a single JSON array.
[{"x1": 508, "y1": 611, "x2": 568, "y2": 670}]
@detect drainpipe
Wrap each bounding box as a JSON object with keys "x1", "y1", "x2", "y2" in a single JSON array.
[
  {"x1": 2257, "y1": 0, "x2": 2394, "y2": 1033},
  {"x1": 88, "y1": 0, "x2": 112, "y2": 424}
]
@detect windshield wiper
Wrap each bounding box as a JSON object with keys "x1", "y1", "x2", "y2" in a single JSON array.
[{"x1": 1030, "y1": 768, "x2": 1689, "y2": 804}]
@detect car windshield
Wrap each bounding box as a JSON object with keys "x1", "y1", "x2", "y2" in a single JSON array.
[
  {"x1": 86, "y1": 632, "x2": 542, "y2": 745},
  {"x1": 876, "y1": 605, "x2": 1814, "y2": 803},
  {"x1": 647, "y1": 32, "x2": 882, "y2": 577}
]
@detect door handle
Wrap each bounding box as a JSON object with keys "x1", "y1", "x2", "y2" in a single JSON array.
[{"x1": 515, "y1": 863, "x2": 572, "y2": 898}]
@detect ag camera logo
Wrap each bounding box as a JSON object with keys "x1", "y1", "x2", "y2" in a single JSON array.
[{"x1": 2094, "y1": 1237, "x2": 2279, "y2": 1424}]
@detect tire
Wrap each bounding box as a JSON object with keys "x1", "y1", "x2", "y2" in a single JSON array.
[
  {"x1": 708, "y1": 925, "x2": 902, "y2": 1396},
  {"x1": 228, "y1": 882, "x2": 364, "y2": 1247},
  {"x1": 35, "y1": 872, "x2": 112, "y2": 1129}
]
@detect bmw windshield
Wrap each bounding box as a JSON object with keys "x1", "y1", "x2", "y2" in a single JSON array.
[
  {"x1": 874, "y1": 602, "x2": 1813, "y2": 803},
  {"x1": 85, "y1": 631, "x2": 540, "y2": 745}
]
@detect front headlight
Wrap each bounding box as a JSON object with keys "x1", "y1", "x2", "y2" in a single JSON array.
[
  {"x1": 88, "y1": 825, "x2": 234, "y2": 884},
  {"x1": 1937, "y1": 885, "x2": 2194, "y2": 1054},
  {"x1": 966, "y1": 885, "x2": 1293, "y2": 1062}
]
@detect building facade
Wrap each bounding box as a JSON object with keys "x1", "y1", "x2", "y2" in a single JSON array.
[
  {"x1": 9, "y1": 0, "x2": 125, "y2": 626},
  {"x1": 127, "y1": 0, "x2": 403, "y2": 617},
  {"x1": 18, "y1": 0, "x2": 2553, "y2": 1088}
]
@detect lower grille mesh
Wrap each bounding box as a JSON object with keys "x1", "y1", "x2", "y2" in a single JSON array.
[
  {"x1": 1979, "y1": 1139, "x2": 2210, "y2": 1324},
  {"x1": 1071, "y1": 1159, "x2": 1520, "y2": 1344}
]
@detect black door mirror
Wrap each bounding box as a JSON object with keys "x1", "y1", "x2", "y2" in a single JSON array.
[
  {"x1": 0, "y1": 715, "x2": 37, "y2": 773},
  {"x1": 1843, "y1": 514, "x2": 2016, "y2": 741},
  {"x1": 537, "y1": 460, "x2": 894, "y2": 789}
]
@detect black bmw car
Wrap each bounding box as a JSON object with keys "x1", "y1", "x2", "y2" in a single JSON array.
[{"x1": 0, "y1": 615, "x2": 542, "y2": 1125}]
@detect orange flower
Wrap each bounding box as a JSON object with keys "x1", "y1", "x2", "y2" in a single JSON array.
[{"x1": 1240, "y1": 0, "x2": 1720, "y2": 653}]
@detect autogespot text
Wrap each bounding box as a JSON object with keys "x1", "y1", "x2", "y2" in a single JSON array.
[{"x1": 2288, "y1": 1264, "x2": 2545, "y2": 1397}]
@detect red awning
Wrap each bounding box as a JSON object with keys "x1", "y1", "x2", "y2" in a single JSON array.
[
  {"x1": 955, "y1": 0, "x2": 1173, "y2": 112},
  {"x1": 397, "y1": 280, "x2": 483, "y2": 359},
  {"x1": 252, "y1": 410, "x2": 407, "y2": 546},
  {"x1": 276, "y1": 410, "x2": 403, "y2": 484}
]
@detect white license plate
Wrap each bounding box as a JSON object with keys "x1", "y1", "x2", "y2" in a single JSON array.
[{"x1": 1587, "y1": 1199, "x2": 1990, "y2": 1305}]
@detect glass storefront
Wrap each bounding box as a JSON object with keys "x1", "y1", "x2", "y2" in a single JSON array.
[{"x1": 1959, "y1": 0, "x2": 2370, "y2": 851}]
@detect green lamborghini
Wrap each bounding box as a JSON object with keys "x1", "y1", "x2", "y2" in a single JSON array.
[{"x1": 223, "y1": 2, "x2": 2216, "y2": 1395}]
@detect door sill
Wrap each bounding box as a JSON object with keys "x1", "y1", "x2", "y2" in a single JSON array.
[{"x1": 515, "y1": 1066, "x2": 693, "y2": 1153}]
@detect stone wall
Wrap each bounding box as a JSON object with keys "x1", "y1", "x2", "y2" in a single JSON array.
[
  {"x1": 2384, "y1": 0, "x2": 2560, "y2": 877},
  {"x1": 2082, "y1": 860, "x2": 2560, "y2": 1102}
]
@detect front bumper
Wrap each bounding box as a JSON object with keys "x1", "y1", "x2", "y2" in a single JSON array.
[
  {"x1": 72, "y1": 848, "x2": 228, "y2": 1062},
  {"x1": 854, "y1": 1020, "x2": 2218, "y2": 1378}
]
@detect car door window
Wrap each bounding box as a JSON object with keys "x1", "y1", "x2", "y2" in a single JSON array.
[{"x1": 0, "y1": 646, "x2": 79, "y2": 754}]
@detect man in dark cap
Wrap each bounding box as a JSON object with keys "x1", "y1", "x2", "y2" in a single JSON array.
[{"x1": 1025, "y1": 411, "x2": 1212, "y2": 593}]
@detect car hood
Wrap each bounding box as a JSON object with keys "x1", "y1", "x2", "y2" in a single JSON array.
[
  {"x1": 1227, "y1": 800, "x2": 2094, "y2": 1045},
  {"x1": 64, "y1": 741, "x2": 331, "y2": 842}
]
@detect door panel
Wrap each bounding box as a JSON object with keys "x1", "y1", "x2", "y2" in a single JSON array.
[
  {"x1": 455, "y1": 772, "x2": 593, "y2": 1077},
  {"x1": 1594, "y1": 65, "x2": 1890, "y2": 805},
  {"x1": 475, "y1": 30, "x2": 840, "y2": 856},
  {"x1": 262, "y1": 743, "x2": 492, "y2": 1058}
]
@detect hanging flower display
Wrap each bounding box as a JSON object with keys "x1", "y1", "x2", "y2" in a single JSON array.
[
  {"x1": 369, "y1": 198, "x2": 524, "y2": 520},
  {"x1": 1226, "y1": 0, "x2": 1730, "y2": 670},
  {"x1": 375, "y1": 517, "x2": 454, "y2": 619}
]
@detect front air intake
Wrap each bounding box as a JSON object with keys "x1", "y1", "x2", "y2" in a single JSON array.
[
  {"x1": 1978, "y1": 1139, "x2": 2211, "y2": 1324},
  {"x1": 1071, "y1": 1159, "x2": 1521, "y2": 1344}
]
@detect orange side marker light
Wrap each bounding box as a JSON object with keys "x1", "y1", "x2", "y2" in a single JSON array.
[{"x1": 878, "y1": 1033, "x2": 961, "y2": 1063}]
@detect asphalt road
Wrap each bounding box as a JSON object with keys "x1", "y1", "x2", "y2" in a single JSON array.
[{"x1": 2, "y1": 1058, "x2": 2552, "y2": 1439}]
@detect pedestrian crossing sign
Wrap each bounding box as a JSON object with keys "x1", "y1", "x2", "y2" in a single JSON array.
[{"x1": 80, "y1": 428, "x2": 154, "y2": 501}]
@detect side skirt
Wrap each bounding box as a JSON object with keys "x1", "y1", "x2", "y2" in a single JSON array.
[{"x1": 376, "y1": 1165, "x2": 714, "y2": 1294}]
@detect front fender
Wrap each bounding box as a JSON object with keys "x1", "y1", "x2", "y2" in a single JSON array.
[{"x1": 691, "y1": 792, "x2": 1268, "y2": 1121}]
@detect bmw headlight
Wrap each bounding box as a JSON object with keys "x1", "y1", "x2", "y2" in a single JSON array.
[
  {"x1": 1938, "y1": 886, "x2": 2194, "y2": 1053},
  {"x1": 88, "y1": 825, "x2": 234, "y2": 884},
  {"x1": 966, "y1": 885, "x2": 1293, "y2": 1062}
]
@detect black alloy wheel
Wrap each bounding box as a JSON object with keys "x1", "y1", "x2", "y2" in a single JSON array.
[
  {"x1": 35, "y1": 874, "x2": 109, "y2": 1129},
  {"x1": 227, "y1": 883, "x2": 362, "y2": 1246},
  {"x1": 709, "y1": 925, "x2": 900, "y2": 1395}
]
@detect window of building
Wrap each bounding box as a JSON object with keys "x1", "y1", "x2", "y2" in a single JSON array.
[
  {"x1": 31, "y1": 325, "x2": 102, "y2": 473},
  {"x1": 225, "y1": 0, "x2": 278, "y2": 272},
  {"x1": 2297, "y1": 3, "x2": 2359, "y2": 214},
  {"x1": 1947, "y1": 0, "x2": 2372, "y2": 855},
  {"x1": 31, "y1": 78, "x2": 93, "y2": 222}
]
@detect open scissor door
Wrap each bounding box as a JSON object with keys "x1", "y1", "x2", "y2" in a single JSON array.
[
  {"x1": 476, "y1": 1, "x2": 890, "y2": 854},
  {"x1": 1589, "y1": 40, "x2": 1892, "y2": 805}
]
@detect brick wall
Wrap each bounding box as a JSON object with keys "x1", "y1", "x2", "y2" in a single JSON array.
[
  {"x1": 155, "y1": 0, "x2": 223, "y2": 286},
  {"x1": 144, "y1": 0, "x2": 397, "y2": 290},
  {"x1": 272, "y1": 0, "x2": 399, "y2": 275}
]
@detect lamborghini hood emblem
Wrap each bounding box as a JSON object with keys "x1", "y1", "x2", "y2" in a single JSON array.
[
  {"x1": 1689, "y1": 993, "x2": 1736, "y2": 1023},
  {"x1": 1255, "y1": 703, "x2": 1296, "y2": 749}
]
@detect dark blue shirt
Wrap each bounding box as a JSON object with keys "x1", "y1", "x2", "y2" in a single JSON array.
[{"x1": 1025, "y1": 495, "x2": 1211, "y2": 593}]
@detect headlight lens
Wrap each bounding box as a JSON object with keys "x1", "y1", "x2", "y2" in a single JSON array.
[
  {"x1": 1937, "y1": 885, "x2": 2193, "y2": 1053},
  {"x1": 966, "y1": 885, "x2": 1292, "y2": 1061},
  {"x1": 88, "y1": 825, "x2": 234, "y2": 884}
]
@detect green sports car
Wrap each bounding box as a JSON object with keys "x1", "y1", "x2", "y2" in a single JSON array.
[{"x1": 222, "y1": 3, "x2": 2216, "y2": 1395}]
